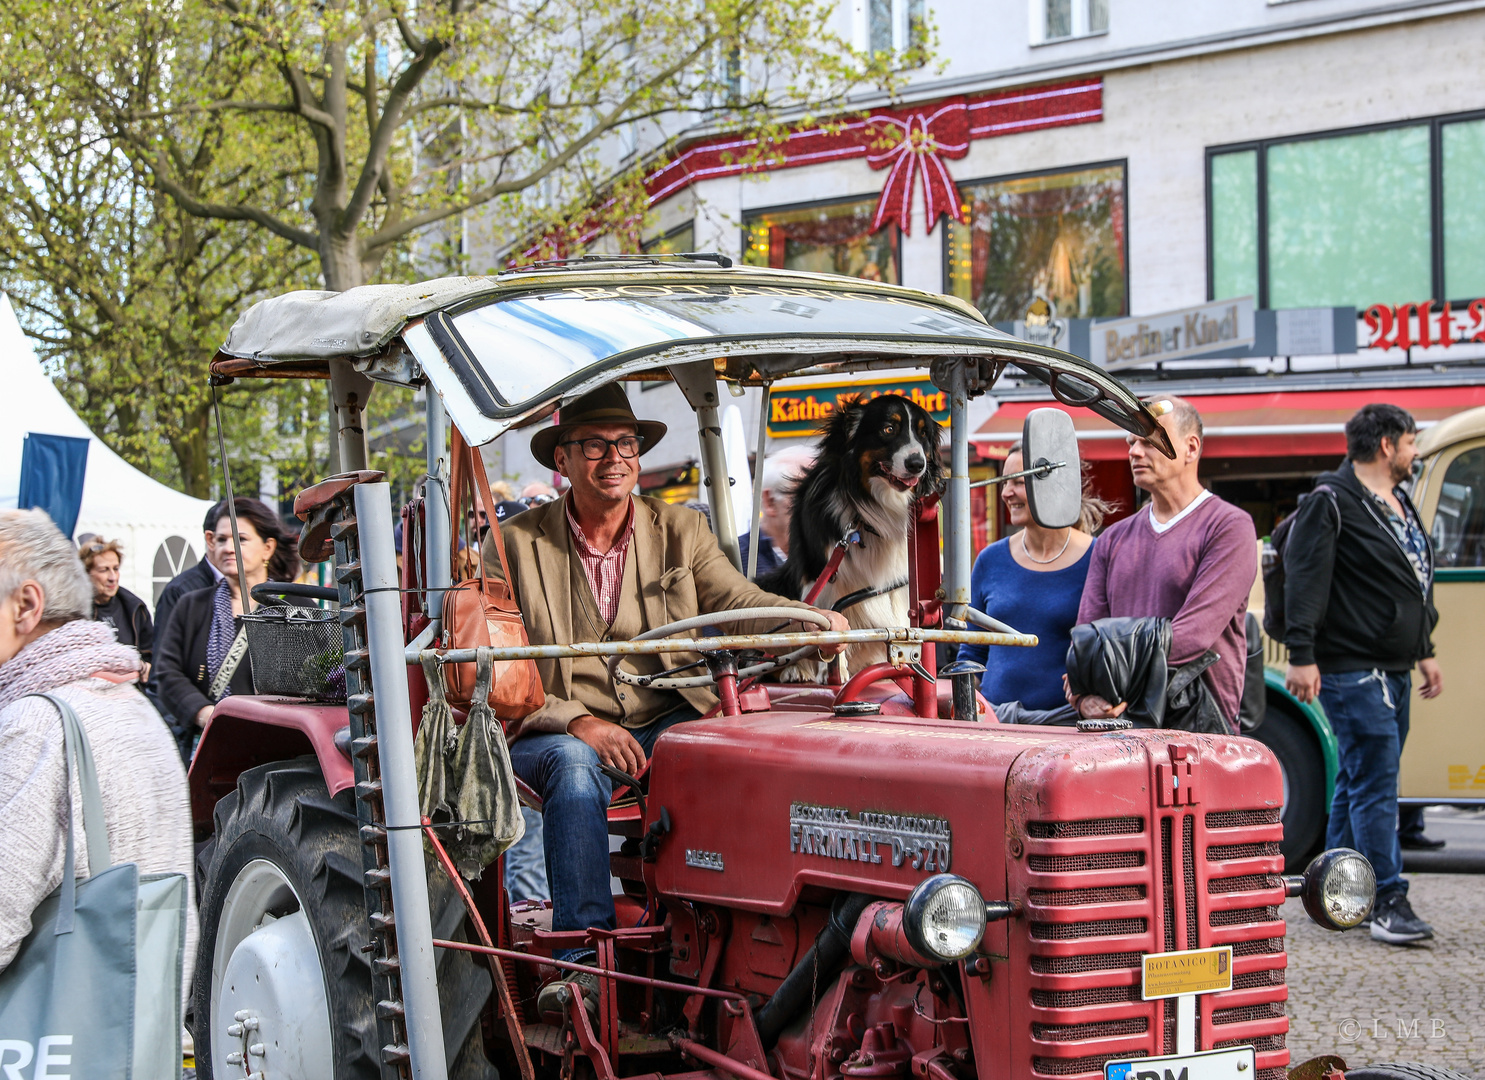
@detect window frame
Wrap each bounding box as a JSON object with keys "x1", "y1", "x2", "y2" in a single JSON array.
[
  {"x1": 854, "y1": 0, "x2": 927, "y2": 57},
  {"x1": 1029, "y1": 0, "x2": 1109, "y2": 46},
  {"x1": 740, "y1": 192, "x2": 905, "y2": 285},
  {"x1": 941, "y1": 157, "x2": 1131, "y2": 322},
  {"x1": 1205, "y1": 107, "x2": 1485, "y2": 308},
  {"x1": 1418, "y1": 436, "x2": 1485, "y2": 576}
]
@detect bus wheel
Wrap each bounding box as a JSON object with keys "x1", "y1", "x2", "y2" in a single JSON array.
[{"x1": 1251, "y1": 695, "x2": 1327, "y2": 872}]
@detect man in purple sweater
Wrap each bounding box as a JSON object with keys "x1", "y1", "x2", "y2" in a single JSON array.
[{"x1": 1075, "y1": 398, "x2": 1257, "y2": 731}]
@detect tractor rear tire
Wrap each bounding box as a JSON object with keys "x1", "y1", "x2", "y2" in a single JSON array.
[
  {"x1": 1346, "y1": 1064, "x2": 1477, "y2": 1080},
  {"x1": 191, "y1": 756, "x2": 498, "y2": 1080},
  {"x1": 1251, "y1": 694, "x2": 1327, "y2": 873}
]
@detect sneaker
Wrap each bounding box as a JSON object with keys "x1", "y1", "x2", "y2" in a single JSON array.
[
  {"x1": 537, "y1": 970, "x2": 600, "y2": 1021},
  {"x1": 1370, "y1": 892, "x2": 1434, "y2": 944}
]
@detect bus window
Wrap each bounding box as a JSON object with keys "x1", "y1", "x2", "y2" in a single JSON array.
[{"x1": 1432, "y1": 447, "x2": 1485, "y2": 567}]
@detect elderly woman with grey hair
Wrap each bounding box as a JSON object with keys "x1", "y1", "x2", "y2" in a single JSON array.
[{"x1": 0, "y1": 509, "x2": 197, "y2": 986}]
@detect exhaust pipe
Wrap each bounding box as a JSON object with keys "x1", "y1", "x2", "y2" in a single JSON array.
[{"x1": 754, "y1": 893, "x2": 873, "y2": 1049}]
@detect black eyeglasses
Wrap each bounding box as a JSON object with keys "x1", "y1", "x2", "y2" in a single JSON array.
[{"x1": 560, "y1": 436, "x2": 643, "y2": 461}]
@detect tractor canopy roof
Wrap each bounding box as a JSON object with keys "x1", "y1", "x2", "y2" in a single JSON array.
[{"x1": 212, "y1": 257, "x2": 1168, "y2": 449}]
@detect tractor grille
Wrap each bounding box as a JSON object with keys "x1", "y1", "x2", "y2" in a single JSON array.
[
  {"x1": 1029, "y1": 817, "x2": 1145, "y2": 839},
  {"x1": 1031, "y1": 918, "x2": 1149, "y2": 940},
  {"x1": 1021, "y1": 786, "x2": 1289, "y2": 1080},
  {"x1": 1030, "y1": 851, "x2": 1144, "y2": 873},
  {"x1": 1210, "y1": 874, "x2": 1280, "y2": 895},
  {"x1": 1033, "y1": 985, "x2": 1143, "y2": 1009},
  {"x1": 1204, "y1": 805, "x2": 1289, "y2": 1076},
  {"x1": 1029, "y1": 885, "x2": 1145, "y2": 906},
  {"x1": 1024, "y1": 814, "x2": 1155, "y2": 1079},
  {"x1": 1031, "y1": 951, "x2": 1144, "y2": 975}
]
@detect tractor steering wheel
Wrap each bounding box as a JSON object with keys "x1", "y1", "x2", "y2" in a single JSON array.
[{"x1": 607, "y1": 607, "x2": 833, "y2": 690}]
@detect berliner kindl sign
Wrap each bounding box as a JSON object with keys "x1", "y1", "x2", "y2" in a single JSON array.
[{"x1": 1091, "y1": 297, "x2": 1255, "y2": 371}]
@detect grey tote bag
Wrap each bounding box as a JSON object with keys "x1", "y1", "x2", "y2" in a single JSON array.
[{"x1": 0, "y1": 693, "x2": 187, "y2": 1080}]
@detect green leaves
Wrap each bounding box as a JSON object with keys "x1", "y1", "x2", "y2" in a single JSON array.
[
  {"x1": 0, "y1": 0, "x2": 931, "y2": 499},
  {"x1": 5, "y1": 0, "x2": 926, "y2": 287}
]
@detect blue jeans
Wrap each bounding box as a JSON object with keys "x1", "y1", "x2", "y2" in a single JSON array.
[
  {"x1": 1321, "y1": 669, "x2": 1411, "y2": 897},
  {"x1": 503, "y1": 807, "x2": 549, "y2": 903},
  {"x1": 508, "y1": 706, "x2": 697, "y2": 961}
]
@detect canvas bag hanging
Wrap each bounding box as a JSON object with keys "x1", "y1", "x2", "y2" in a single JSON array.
[
  {"x1": 442, "y1": 428, "x2": 544, "y2": 722},
  {"x1": 0, "y1": 694, "x2": 188, "y2": 1080},
  {"x1": 414, "y1": 651, "x2": 526, "y2": 880}
]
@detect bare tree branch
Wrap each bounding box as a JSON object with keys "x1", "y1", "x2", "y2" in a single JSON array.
[
  {"x1": 366, "y1": 37, "x2": 715, "y2": 249},
  {"x1": 340, "y1": 33, "x2": 448, "y2": 236}
]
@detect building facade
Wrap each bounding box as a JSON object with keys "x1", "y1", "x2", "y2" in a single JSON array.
[{"x1": 486, "y1": 0, "x2": 1485, "y2": 549}]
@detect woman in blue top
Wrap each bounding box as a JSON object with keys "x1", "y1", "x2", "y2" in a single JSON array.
[{"x1": 958, "y1": 445, "x2": 1112, "y2": 710}]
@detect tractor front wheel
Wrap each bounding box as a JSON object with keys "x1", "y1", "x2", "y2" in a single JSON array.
[
  {"x1": 191, "y1": 757, "x2": 498, "y2": 1079},
  {"x1": 192, "y1": 759, "x2": 380, "y2": 1079}
]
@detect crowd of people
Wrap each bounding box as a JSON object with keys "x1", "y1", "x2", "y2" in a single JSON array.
[
  {"x1": 952, "y1": 399, "x2": 1438, "y2": 946},
  {"x1": 0, "y1": 387, "x2": 1447, "y2": 1027}
]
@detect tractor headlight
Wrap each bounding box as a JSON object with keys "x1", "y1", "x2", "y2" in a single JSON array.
[
  {"x1": 1289, "y1": 848, "x2": 1375, "y2": 931},
  {"x1": 904, "y1": 874, "x2": 987, "y2": 962}
]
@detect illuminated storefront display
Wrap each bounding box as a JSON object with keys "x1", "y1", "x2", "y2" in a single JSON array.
[
  {"x1": 946, "y1": 163, "x2": 1127, "y2": 324},
  {"x1": 743, "y1": 199, "x2": 901, "y2": 283}
]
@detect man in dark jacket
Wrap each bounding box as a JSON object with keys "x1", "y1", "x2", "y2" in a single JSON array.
[
  {"x1": 1283, "y1": 403, "x2": 1442, "y2": 945},
  {"x1": 152, "y1": 499, "x2": 228, "y2": 645}
]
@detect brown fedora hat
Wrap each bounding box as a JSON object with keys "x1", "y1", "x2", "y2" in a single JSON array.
[{"x1": 530, "y1": 384, "x2": 667, "y2": 470}]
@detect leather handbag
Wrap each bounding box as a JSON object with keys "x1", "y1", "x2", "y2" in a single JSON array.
[{"x1": 442, "y1": 429, "x2": 544, "y2": 725}]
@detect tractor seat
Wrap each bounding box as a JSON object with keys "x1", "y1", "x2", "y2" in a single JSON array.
[
  {"x1": 294, "y1": 470, "x2": 387, "y2": 562},
  {"x1": 293, "y1": 469, "x2": 387, "y2": 519}
]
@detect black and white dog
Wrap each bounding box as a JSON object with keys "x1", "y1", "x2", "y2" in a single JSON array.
[{"x1": 759, "y1": 394, "x2": 944, "y2": 676}]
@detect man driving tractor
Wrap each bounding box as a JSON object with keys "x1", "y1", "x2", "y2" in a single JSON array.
[{"x1": 484, "y1": 385, "x2": 850, "y2": 1013}]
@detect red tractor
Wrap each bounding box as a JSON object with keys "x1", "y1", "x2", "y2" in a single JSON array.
[{"x1": 189, "y1": 259, "x2": 1386, "y2": 1080}]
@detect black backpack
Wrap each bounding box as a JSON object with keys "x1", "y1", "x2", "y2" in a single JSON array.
[{"x1": 1261, "y1": 484, "x2": 1339, "y2": 642}]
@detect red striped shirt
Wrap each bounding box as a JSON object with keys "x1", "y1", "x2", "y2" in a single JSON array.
[{"x1": 565, "y1": 497, "x2": 636, "y2": 625}]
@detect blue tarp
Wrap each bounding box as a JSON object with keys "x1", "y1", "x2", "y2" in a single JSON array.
[{"x1": 18, "y1": 433, "x2": 89, "y2": 538}]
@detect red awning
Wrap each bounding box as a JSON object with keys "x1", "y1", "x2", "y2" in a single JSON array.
[{"x1": 973, "y1": 386, "x2": 1485, "y2": 460}]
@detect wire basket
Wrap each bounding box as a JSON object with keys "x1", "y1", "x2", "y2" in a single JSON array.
[{"x1": 242, "y1": 605, "x2": 347, "y2": 701}]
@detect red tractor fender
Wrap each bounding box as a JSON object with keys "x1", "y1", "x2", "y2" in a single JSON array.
[{"x1": 187, "y1": 696, "x2": 353, "y2": 833}]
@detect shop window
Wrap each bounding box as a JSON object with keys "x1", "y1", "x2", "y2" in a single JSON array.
[
  {"x1": 1033, "y1": 0, "x2": 1107, "y2": 44},
  {"x1": 743, "y1": 199, "x2": 900, "y2": 283},
  {"x1": 1432, "y1": 447, "x2": 1485, "y2": 568},
  {"x1": 946, "y1": 163, "x2": 1126, "y2": 323},
  {"x1": 1208, "y1": 112, "x2": 1485, "y2": 308},
  {"x1": 642, "y1": 222, "x2": 695, "y2": 255},
  {"x1": 1443, "y1": 119, "x2": 1485, "y2": 301}
]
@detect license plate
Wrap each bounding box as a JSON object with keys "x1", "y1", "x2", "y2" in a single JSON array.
[{"x1": 1105, "y1": 1047, "x2": 1256, "y2": 1080}]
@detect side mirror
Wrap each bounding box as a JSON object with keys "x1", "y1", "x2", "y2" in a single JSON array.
[{"x1": 1022, "y1": 407, "x2": 1081, "y2": 529}]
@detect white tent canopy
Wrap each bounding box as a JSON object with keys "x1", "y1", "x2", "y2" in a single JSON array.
[{"x1": 0, "y1": 293, "x2": 213, "y2": 609}]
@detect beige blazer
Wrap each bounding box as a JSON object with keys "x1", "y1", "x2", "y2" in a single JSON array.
[{"x1": 486, "y1": 495, "x2": 816, "y2": 735}]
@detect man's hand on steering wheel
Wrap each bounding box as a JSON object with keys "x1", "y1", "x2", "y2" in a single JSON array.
[
  {"x1": 814, "y1": 609, "x2": 851, "y2": 657},
  {"x1": 568, "y1": 715, "x2": 646, "y2": 775}
]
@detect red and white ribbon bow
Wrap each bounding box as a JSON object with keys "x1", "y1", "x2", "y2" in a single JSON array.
[{"x1": 865, "y1": 100, "x2": 970, "y2": 235}]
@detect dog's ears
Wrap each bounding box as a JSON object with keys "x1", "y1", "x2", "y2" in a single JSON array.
[{"x1": 821, "y1": 397, "x2": 867, "y2": 448}]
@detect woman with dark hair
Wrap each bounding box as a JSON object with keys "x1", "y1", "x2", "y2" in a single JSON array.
[{"x1": 154, "y1": 498, "x2": 305, "y2": 750}]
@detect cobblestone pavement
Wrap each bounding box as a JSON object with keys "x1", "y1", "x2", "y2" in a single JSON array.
[{"x1": 1283, "y1": 872, "x2": 1483, "y2": 1076}]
